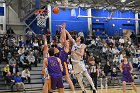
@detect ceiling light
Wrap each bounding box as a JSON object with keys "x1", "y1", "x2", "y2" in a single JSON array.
[{"x1": 121, "y1": 0, "x2": 126, "y2": 2}]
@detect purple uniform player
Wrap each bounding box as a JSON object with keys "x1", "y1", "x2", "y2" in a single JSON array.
[
  {"x1": 121, "y1": 62, "x2": 133, "y2": 82},
  {"x1": 57, "y1": 46, "x2": 69, "y2": 76},
  {"x1": 47, "y1": 57, "x2": 63, "y2": 90},
  {"x1": 43, "y1": 48, "x2": 64, "y2": 93},
  {"x1": 120, "y1": 56, "x2": 137, "y2": 93}
]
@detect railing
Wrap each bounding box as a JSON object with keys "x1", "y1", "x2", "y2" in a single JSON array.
[{"x1": 0, "y1": 34, "x2": 51, "y2": 46}]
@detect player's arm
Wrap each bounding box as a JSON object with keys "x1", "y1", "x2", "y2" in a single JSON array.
[
  {"x1": 61, "y1": 24, "x2": 69, "y2": 51},
  {"x1": 43, "y1": 35, "x2": 48, "y2": 55},
  {"x1": 129, "y1": 62, "x2": 133, "y2": 73},
  {"x1": 65, "y1": 30, "x2": 74, "y2": 44},
  {"x1": 42, "y1": 58, "x2": 48, "y2": 76},
  {"x1": 57, "y1": 58, "x2": 63, "y2": 72},
  {"x1": 61, "y1": 23, "x2": 66, "y2": 43},
  {"x1": 120, "y1": 63, "x2": 123, "y2": 73}
]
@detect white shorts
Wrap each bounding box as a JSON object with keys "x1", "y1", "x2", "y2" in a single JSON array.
[{"x1": 72, "y1": 60, "x2": 87, "y2": 74}]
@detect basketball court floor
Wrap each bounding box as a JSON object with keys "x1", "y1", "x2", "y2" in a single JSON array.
[{"x1": 1, "y1": 86, "x2": 139, "y2": 93}]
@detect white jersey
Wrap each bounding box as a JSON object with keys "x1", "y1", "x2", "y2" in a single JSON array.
[{"x1": 71, "y1": 39, "x2": 86, "y2": 61}]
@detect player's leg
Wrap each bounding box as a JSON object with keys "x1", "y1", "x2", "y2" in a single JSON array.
[
  {"x1": 56, "y1": 76, "x2": 64, "y2": 93},
  {"x1": 58, "y1": 88, "x2": 64, "y2": 93},
  {"x1": 131, "y1": 82, "x2": 137, "y2": 93},
  {"x1": 83, "y1": 70, "x2": 96, "y2": 91},
  {"x1": 64, "y1": 74, "x2": 75, "y2": 92},
  {"x1": 75, "y1": 73, "x2": 86, "y2": 92},
  {"x1": 122, "y1": 81, "x2": 126, "y2": 93},
  {"x1": 42, "y1": 79, "x2": 49, "y2": 93},
  {"x1": 63, "y1": 62, "x2": 75, "y2": 92}
]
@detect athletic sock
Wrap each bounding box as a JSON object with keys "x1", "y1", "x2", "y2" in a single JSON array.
[
  {"x1": 76, "y1": 73, "x2": 85, "y2": 91},
  {"x1": 83, "y1": 71, "x2": 96, "y2": 90}
]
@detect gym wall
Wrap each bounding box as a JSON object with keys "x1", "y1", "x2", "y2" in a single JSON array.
[
  {"x1": 92, "y1": 9, "x2": 135, "y2": 36},
  {"x1": 51, "y1": 7, "x2": 88, "y2": 38}
]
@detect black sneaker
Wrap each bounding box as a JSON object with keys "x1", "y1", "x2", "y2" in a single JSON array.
[
  {"x1": 82, "y1": 90, "x2": 86, "y2": 93},
  {"x1": 93, "y1": 90, "x2": 96, "y2": 93}
]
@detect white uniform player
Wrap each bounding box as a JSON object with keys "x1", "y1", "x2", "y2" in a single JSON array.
[{"x1": 71, "y1": 39, "x2": 97, "y2": 93}]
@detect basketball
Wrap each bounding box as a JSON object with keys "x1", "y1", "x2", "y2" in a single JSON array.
[{"x1": 52, "y1": 6, "x2": 59, "y2": 14}]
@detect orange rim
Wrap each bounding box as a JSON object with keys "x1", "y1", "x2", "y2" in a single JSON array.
[{"x1": 35, "y1": 9, "x2": 48, "y2": 15}]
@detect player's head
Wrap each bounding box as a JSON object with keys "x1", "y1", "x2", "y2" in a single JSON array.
[
  {"x1": 123, "y1": 56, "x2": 128, "y2": 61},
  {"x1": 48, "y1": 48, "x2": 55, "y2": 56},
  {"x1": 76, "y1": 36, "x2": 84, "y2": 44}
]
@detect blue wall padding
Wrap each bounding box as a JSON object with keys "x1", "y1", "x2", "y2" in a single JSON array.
[
  {"x1": 51, "y1": 7, "x2": 88, "y2": 37},
  {"x1": 35, "y1": 0, "x2": 40, "y2": 9},
  {"x1": 92, "y1": 9, "x2": 135, "y2": 36},
  {"x1": 25, "y1": 7, "x2": 137, "y2": 37},
  {"x1": 0, "y1": 7, "x2": 4, "y2": 16}
]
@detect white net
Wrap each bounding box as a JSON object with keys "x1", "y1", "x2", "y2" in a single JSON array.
[{"x1": 36, "y1": 14, "x2": 48, "y2": 28}]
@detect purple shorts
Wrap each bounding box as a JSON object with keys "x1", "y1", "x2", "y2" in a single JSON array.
[
  {"x1": 51, "y1": 76, "x2": 64, "y2": 90},
  {"x1": 62, "y1": 62, "x2": 69, "y2": 76}
]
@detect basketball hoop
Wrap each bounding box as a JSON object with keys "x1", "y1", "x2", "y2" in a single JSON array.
[{"x1": 35, "y1": 9, "x2": 49, "y2": 28}]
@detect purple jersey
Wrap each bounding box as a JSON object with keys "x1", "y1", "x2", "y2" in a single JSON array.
[
  {"x1": 122, "y1": 62, "x2": 133, "y2": 82},
  {"x1": 47, "y1": 57, "x2": 62, "y2": 77},
  {"x1": 57, "y1": 47, "x2": 69, "y2": 65}
]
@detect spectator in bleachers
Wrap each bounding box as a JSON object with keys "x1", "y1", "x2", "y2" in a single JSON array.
[
  {"x1": 19, "y1": 53, "x2": 28, "y2": 70},
  {"x1": 34, "y1": 49, "x2": 40, "y2": 64},
  {"x1": 18, "y1": 47, "x2": 24, "y2": 56},
  {"x1": 10, "y1": 63, "x2": 19, "y2": 76},
  {"x1": 130, "y1": 45, "x2": 136, "y2": 55},
  {"x1": 125, "y1": 47, "x2": 131, "y2": 57},
  {"x1": 33, "y1": 39, "x2": 39, "y2": 49},
  {"x1": 7, "y1": 52, "x2": 12, "y2": 62},
  {"x1": 9, "y1": 56, "x2": 17, "y2": 66},
  {"x1": 5, "y1": 72, "x2": 15, "y2": 91},
  {"x1": 119, "y1": 51, "x2": 125, "y2": 63},
  {"x1": 111, "y1": 65, "x2": 119, "y2": 86},
  {"x1": 132, "y1": 55, "x2": 139, "y2": 68},
  {"x1": 90, "y1": 38, "x2": 96, "y2": 48},
  {"x1": 103, "y1": 61, "x2": 111, "y2": 76},
  {"x1": 88, "y1": 53, "x2": 93, "y2": 64},
  {"x1": 14, "y1": 72, "x2": 25, "y2": 92},
  {"x1": 21, "y1": 68, "x2": 31, "y2": 84},
  {"x1": 119, "y1": 37, "x2": 124, "y2": 46},
  {"x1": 2, "y1": 50, "x2": 8, "y2": 63},
  {"x1": 99, "y1": 70, "x2": 108, "y2": 88},
  {"x1": 27, "y1": 52, "x2": 36, "y2": 69},
  {"x1": 89, "y1": 57, "x2": 98, "y2": 90},
  {"x1": 130, "y1": 32, "x2": 136, "y2": 44},
  {"x1": 94, "y1": 55, "x2": 101, "y2": 64},
  {"x1": 3, "y1": 64, "x2": 10, "y2": 77},
  {"x1": 113, "y1": 52, "x2": 120, "y2": 64}
]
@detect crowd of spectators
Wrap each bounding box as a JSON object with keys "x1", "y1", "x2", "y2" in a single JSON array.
[
  {"x1": 83, "y1": 31, "x2": 140, "y2": 88},
  {"x1": 0, "y1": 28, "x2": 46, "y2": 91},
  {"x1": 0, "y1": 29, "x2": 140, "y2": 91}
]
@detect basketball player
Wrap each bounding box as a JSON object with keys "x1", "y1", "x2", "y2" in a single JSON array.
[
  {"x1": 65, "y1": 30, "x2": 97, "y2": 93},
  {"x1": 55, "y1": 24, "x2": 75, "y2": 93},
  {"x1": 42, "y1": 35, "x2": 51, "y2": 93},
  {"x1": 120, "y1": 56, "x2": 137, "y2": 93},
  {"x1": 42, "y1": 48, "x2": 64, "y2": 93}
]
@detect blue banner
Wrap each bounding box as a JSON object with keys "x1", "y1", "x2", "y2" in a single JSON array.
[{"x1": 0, "y1": 7, "x2": 4, "y2": 16}]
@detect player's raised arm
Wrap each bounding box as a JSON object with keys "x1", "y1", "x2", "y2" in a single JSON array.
[
  {"x1": 42, "y1": 58, "x2": 48, "y2": 76},
  {"x1": 65, "y1": 30, "x2": 74, "y2": 44},
  {"x1": 43, "y1": 35, "x2": 48, "y2": 56},
  {"x1": 61, "y1": 23, "x2": 67, "y2": 43}
]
